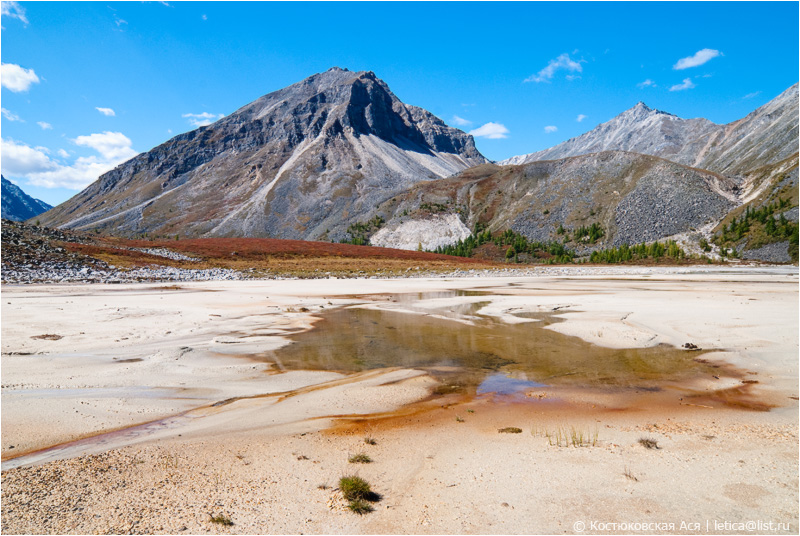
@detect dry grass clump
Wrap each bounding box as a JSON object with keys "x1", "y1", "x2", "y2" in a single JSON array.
[
  {"x1": 532, "y1": 425, "x2": 599, "y2": 447},
  {"x1": 623, "y1": 466, "x2": 639, "y2": 481},
  {"x1": 498, "y1": 427, "x2": 523, "y2": 434},
  {"x1": 348, "y1": 453, "x2": 372, "y2": 464}
]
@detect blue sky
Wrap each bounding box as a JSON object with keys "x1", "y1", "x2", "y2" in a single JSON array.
[{"x1": 2, "y1": 1, "x2": 798, "y2": 206}]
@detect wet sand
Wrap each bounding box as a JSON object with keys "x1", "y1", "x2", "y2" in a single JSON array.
[{"x1": 1, "y1": 267, "x2": 798, "y2": 534}]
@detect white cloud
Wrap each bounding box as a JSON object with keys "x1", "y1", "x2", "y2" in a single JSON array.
[
  {"x1": 544, "y1": 125, "x2": 558, "y2": 133},
  {"x1": 1, "y1": 1, "x2": 28, "y2": 25},
  {"x1": 673, "y1": 49, "x2": 722, "y2": 70},
  {"x1": 37, "y1": 121, "x2": 52, "y2": 130},
  {"x1": 637, "y1": 79, "x2": 657, "y2": 88},
  {"x1": 451, "y1": 115, "x2": 472, "y2": 127},
  {"x1": 114, "y1": 15, "x2": 127, "y2": 27},
  {"x1": 26, "y1": 158, "x2": 116, "y2": 189},
  {"x1": 469, "y1": 122, "x2": 509, "y2": 139},
  {"x1": 669, "y1": 78, "x2": 696, "y2": 92},
  {"x1": 1, "y1": 138, "x2": 58, "y2": 176},
  {"x1": 565, "y1": 74, "x2": 581, "y2": 81},
  {"x1": 202, "y1": 14, "x2": 207, "y2": 20},
  {"x1": 96, "y1": 107, "x2": 116, "y2": 116},
  {"x1": 525, "y1": 53, "x2": 583, "y2": 83},
  {"x1": 182, "y1": 112, "x2": 224, "y2": 127},
  {"x1": 576, "y1": 114, "x2": 587, "y2": 123},
  {"x1": 1, "y1": 107, "x2": 23, "y2": 121},
  {"x1": 743, "y1": 91, "x2": 761, "y2": 100},
  {"x1": 1, "y1": 132, "x2": 138, "y2": 189},
  {"x1": 1, "y1": 63, "x2": 40, "y2": 92},
  {"x1": 73, "y1": 131, "x2": 137, "y2": 161}
]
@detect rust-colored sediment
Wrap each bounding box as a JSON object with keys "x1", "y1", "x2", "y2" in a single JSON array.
[{"x1": 323, "y1": 376, "x2": 774, "y2": 440}]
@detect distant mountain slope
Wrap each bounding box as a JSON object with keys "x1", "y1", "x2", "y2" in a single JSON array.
[
  {"x1": 684, "y1": 84, "x2": 799, "y2": 175},
  {"x1": 372, "y1": 151, "x2": 738, "y2": 250},
  {"x1": 1, "y1": 176, "x2": 52, "y2": 222},
  {"x1": 37, "y1": 67, "x2": 487, "y2": 239},
  {"x1": 503, "y1": 84, "x2": 799, "y2": 176},
  {"x1": 502, "y1": 103, "x2": 720, "y2": 166}
]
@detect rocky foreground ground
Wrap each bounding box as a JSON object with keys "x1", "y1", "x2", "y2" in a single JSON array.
[
  {"x1": 1, "y1": 220, "x2": 249, "y2": 284},
  {"x1": 2, "y1": 409, "x2": 797, "y2": 535}
]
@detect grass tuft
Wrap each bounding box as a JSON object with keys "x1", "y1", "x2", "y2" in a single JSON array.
[
  {"x1": 209, "y1": 514, "x2": 234, "y2": 526},
  {"x1": 348, "y1": 453, "x2": 372, "y2": 464},
  {"x1": 339, "y1": 475, "x2": 381, "y2": 514},
  {"x1": 364, "y1": 437, "x2": 377, "y2": 445},
  {"x1": 498, "y1": 427, "x2": 522, "y2": 434},
  {"x1": 623, "y1": 466, "x2": 639, "y2": 481},
  {"x1": 638, "y1": 437, "x2": 660, "y2": 450},
  {"x1": 339, "y1": 476, "x2": 373, "y2": 501},
  {"x1": 347, "y1": 498, "x2": 374, "y2": 515}
]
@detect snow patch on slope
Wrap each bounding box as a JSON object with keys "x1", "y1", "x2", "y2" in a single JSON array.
[{"x1": 370, "y1": 214, "x2": 470, "y2": 251}]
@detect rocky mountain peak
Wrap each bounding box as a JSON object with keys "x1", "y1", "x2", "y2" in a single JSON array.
[
  {"x1": 621, "y1": 101, "x2": 677, "y2": 122},
  {"x1": 37, "y1": 68, "x2": 487, "y2": 240},
  {"x1": 501, "y1": 98, "x2": 720, "y2": 166}
]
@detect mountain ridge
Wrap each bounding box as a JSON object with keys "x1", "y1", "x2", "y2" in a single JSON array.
[
  {"x1": 2, "y1": 176, "x2": 52, "y2": 222},
  {"x1": 502, "y1": 84, "x2": 798, "y2": 176},
  {"x1": 371, "y1": 150, "x2": 739, "y2": 251},
  {"x1": 501, "y1": 101, "x2": 719, "y2": 166},
  {"x1": 31, "y1": 71, "x2": 797, "y2": 261}
]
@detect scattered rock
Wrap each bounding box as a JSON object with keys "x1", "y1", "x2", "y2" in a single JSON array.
[
  {"x1": 741, "y1": 241, "x2": 791, "y2": 263},
  {"x1": 30, "y1": 334, "x2": 63, "y2": 341}
]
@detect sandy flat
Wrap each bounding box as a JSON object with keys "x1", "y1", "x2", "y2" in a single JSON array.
[{"x1": 1, "y1": 266, "x2": 797, "y2": 534}]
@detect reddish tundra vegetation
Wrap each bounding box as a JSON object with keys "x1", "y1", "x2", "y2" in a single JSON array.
[{"x1": 63, "y1": 234, "x2": 499, "y2": 277}]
